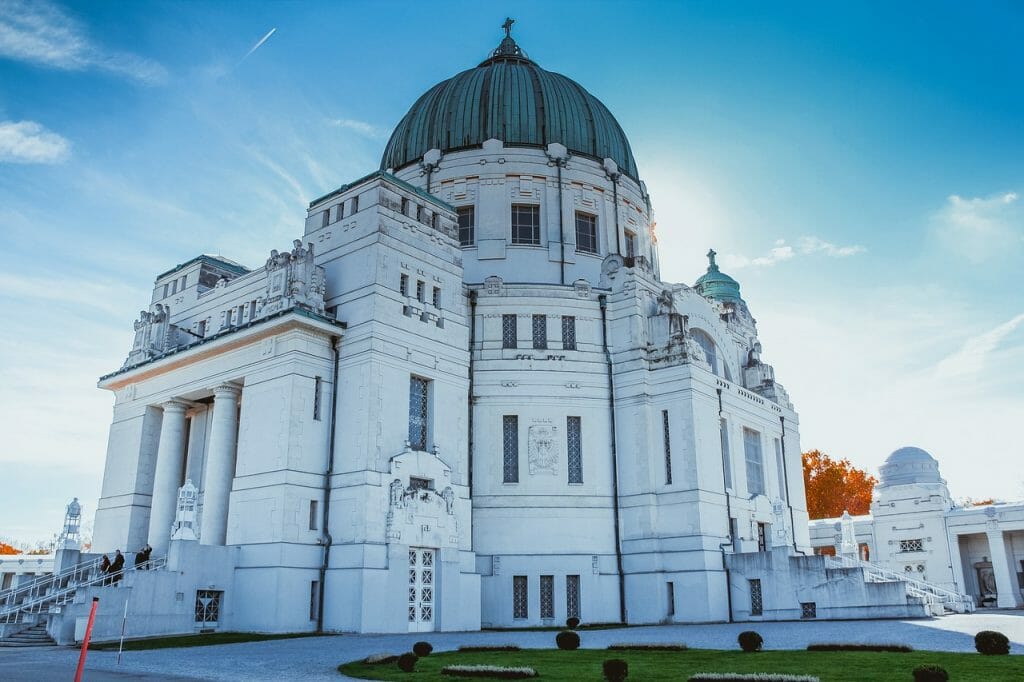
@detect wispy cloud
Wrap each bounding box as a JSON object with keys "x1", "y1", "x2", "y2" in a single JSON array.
[
  {"x1": 0, "y1": 120, "x2": 70, "y2": 163},
  {"x1": 241, "y1": 27, "x2": 276, "y2": 63},
  {"x1": 797, "y1": 236, "x2": 866, "y2": 257},
  {"x1": 328, "y1": 118, "x2": 389, "y2": 139},
  {"x1": 933, "y1": 191, "x2": 1022, "y2": 263},
  {"x1": 0, "y1": 0, "x2": 167, "y2": 84},
  {"x1": 718, "y1": 240, "x2": 794, "y2": 269},
  {"x1": 935, "y1": 312, "x2": 1024, "y2": 379},
  {"x1": 718, "y1": 235, "x2": 866, "y2": 269}
]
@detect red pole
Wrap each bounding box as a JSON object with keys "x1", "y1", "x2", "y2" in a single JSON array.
[{"x1": 74, "y1": 597, "x2": 100, "y2": 682}]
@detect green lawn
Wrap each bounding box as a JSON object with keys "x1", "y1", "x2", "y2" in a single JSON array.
[{"x1": 338, "y1": 648, "x2": 1023, "y2": 681}]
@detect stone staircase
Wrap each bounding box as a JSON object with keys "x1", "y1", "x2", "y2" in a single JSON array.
[
  {"x1": 825, "y1": 554, "x2": 975, "y2": 614},
  {"x1": 0, "y1": 622, "x2": 56, "y2": 647}
]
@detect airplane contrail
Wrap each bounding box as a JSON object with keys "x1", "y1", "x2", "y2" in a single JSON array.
[{"x1": 241, "y1": 27, "x2": 277, "y2": 62}]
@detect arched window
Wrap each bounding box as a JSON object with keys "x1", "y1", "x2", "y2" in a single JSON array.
[{"x1": 692, "y1": 329, "x2": 718, "y2": 376}]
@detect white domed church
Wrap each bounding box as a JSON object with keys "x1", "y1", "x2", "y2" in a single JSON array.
[{"x1": 5, "y1": 25, "x2": 977, "y2": 644}]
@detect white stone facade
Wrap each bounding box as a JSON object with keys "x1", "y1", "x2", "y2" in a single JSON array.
[
  {"x1": 809, "y1": 447, "x2": 1024, "y2": 609},
  {"x1": 70, "y1": 33, "x2": 830, "y2": 642}
]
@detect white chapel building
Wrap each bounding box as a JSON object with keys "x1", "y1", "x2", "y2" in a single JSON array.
[{"x1": 2, "y1": 25, "x2": 983, "y2": 644}]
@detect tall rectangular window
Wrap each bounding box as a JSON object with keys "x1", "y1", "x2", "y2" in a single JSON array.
[
  {"x1": 400, "y1": 274, "x2": 409, "y2": 297},
  {"x1": 540, "y1": 575, "x2": 554, "y2": 619},
  {"x1": 561, "y1": 315, "x2": 576, "y2": 350},
  {"x1": 313, "y1": 376, "x2": 322, "y2": 421},
  {"x1": 457, "y1": 206, "x2": 475, "y2": 246},
  {"x1": 416, "y1": 280, "x2": 425, "y2": 303},
  {"x1": 667, "y1": 581, "x2": 675, "y2": 616},
  {"x1": 336, "y1": 202, "x2": 344, "y2": 221},
  {"x1": 749, "y1": 579, "x2": 763, "y2": 616},
  {"x1": 720, "y1": 418, "x2": 732, "y2": 489},
  {"x1": 432, "y1": 286, "x2": 441, "y2": 308},
  {"x1": 513, "y1": 576, "x2": 528, "y2": 619},
  {"x1": 321, "y1": 209, "x2": 330, "y2": 228},
  {"x1": 624, "y1": 230, "x2": 637, "y2": 258},
  {"x1": 662, "y1": 410, "x2": 673, "y2": 485},
  {"x1": 566, "y1": 574, "x2": 580, "y2": 620},
  {"x1": 163, "y1": 283, "x2": 169, "y2": 298},
  {"x1": 511, "y1": 204, "x2": 540, "y2": 245},
  {"x1": 310, "y1": 581, "x2": 319, "y2": 620},
  {"x1": 575, "y1": 212, "x2": 598, "y2": 254},
  {"x1": 309, "y1": 500, "x2": 319, "y2": 530},
  {"x1": 502, "y1": 314, "x2": 518, "y2": 349},
  {"x1": 744, "y1": 428, "x2": 765, "y2": 495},
  {"x1": 757, "y1": 522, "x2": 767, "y2": 551},
  {"x1": 774, "y1": 438, "x2": 787, "y2": 501},
  {"x1": 532, "y1": 314, "x2": 547, "y2": 350},
  {"x1": 408, "y1": 376, "x2": 430, "y2": 451},
  {"x1": 350, "y1": 195, "x2": 359, "y2": 213},
  {"x1": 567, "y1": 416, "x2": 583, "y2": 484},
  {"x1": 503, "y1": 415, "x2": 519, "y2": 483}
]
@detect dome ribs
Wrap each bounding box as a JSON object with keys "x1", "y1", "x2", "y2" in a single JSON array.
[{"x1": 380, "y1": 54, "x2": 639, "y2": 181}]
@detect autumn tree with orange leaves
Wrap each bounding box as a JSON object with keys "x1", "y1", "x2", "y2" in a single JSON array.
[
  {"x1": 0, "y1": 541, "x2": 21, "y2": 555},
  {"x1": 802, "y1": 449, "x2": 877, "y2": 520}
]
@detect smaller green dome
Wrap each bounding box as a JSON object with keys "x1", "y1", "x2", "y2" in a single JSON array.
[{"x1": 694, "y1": 249, "x2": 742, "y2": 302}]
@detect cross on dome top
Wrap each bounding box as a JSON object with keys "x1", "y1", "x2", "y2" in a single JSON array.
[
  {"x1": 707, "y1": 249, "x2": 719, "y2": 270},
  {"x1": 488, "y1": 17, "x2": 528, "y2": 62}
]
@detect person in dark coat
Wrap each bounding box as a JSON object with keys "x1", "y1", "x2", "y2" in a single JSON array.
[
  {"x1": 99, "y1": 554, "x2": 111, "y2": 585},
  {"x1": 134, "y1": 547, "x2": 147, "y2": 569},
  {"x1": 110, "y1": 550, "x2": 125, "y2": 584}
]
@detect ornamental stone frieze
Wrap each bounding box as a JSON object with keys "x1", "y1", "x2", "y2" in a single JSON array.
[{"x1": 259, "y1": 240, "x2": 326, "y2": 317}]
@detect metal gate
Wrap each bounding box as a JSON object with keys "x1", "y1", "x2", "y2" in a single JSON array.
[{"x1": 408, "y1": 548, "x2": 435, "y2": 632}]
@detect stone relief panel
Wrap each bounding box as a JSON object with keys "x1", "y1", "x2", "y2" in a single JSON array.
[{"x1": 528, "y1": 422, "x2": 559, "y2": 475}]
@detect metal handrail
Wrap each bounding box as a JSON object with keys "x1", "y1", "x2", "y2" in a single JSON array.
[
  {"x1": 824, "y1": 554, "x2": 973, "y2": 606},
  {"x1": 1, "y1": 556, "x2": 166, "y2": 624},
  {"x1": 0, "y1": 555, "x2": 106, "y2": 611}
]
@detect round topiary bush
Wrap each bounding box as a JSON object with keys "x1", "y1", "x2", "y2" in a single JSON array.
[
  {"x1": 397, "y1": 652, "x2": 418, "y2": 673},
  {"x1": 912, "y1": 664, "x2": 949, "y2": 682},
  {"x1": 412, "y1": 641, "x2": 433, "y2": 657},
  {"x1": 556, "y1": 630, "x2": 581, "y2": 650},
  {"x1": 975, "y1": 630, "x2": 1010, "y2": 655},
  {"x1": 566, "y1": 616, "x2": 581, "y2": 629},
  {"x1": 603, "y1": 658, "x2": 629, "y2": 682},
  {"x1": 737, "y1": 630, "x2": 763, "y2": 653}
]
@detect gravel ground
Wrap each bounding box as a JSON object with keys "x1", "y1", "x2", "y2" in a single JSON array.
[{"x1": 1, "y1": 610, "x2": 1020, "y2": 682}]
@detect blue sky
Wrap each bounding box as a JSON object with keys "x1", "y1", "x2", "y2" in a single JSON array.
[{"x1": 1, "y1": 1, "x2": 1021, "y2": 545}]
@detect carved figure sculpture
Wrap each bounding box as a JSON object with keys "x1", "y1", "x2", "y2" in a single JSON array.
[
  {"x1": 441, "y1": 486, "x2": 455, "y2": 515},
  {"x1": 389, "y1": 478, "x2": 405, "y2": 508}
]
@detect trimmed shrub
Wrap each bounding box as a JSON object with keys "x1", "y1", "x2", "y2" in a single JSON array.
[
  {"x1": 556, "y1": 629, "x2": 581, "y2": 650},
  {"x1": 397, "y1": 652, "x2": 418, "y2": 673},
  {"x1": 912, "y1": 665, "x2": 949, "y2": 682},
  {"x1": 458, "y1": 645, "x2": 522, "y2": 652},
  {"x1": 607, "y1": 642, "x2": 687, "y2": 651},
  {"x1": 688, "y1": 671, "x2": 815, "y2": 675},
  {"x1": 364, "y1": 652, "x2": 398, "y2": 664},
  {"x1": 603, "y1": 658, "x2": 629, "y2": 682},
  {"x1": 807, "y1": 643, "x2": 912, "y2": 653},
  {"x1": 737, "y1": 630, "x2": 763, "y2": 653},
  {"x1": 975, "y1": 630, "x2": 1010, "y2": 655},
  {"x1": 412, "y1": 641, "x2": 433, "y2": 657},
  {"x1": 566, "y1": 616, "x2": 581, "y2": 629},
  {"x1": 441, "y1": 665, "x2": 539, "y2": 679}
]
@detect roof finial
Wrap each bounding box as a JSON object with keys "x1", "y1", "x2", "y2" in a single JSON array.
[
  {"x1": 502, "y1": 17, "x2": 515, "y2": 38},
  {"x1": 707, "y1": 248, "x2": 718, "y2": 270},
  {"x1": 487, "y1": 17, "x2": 526, "y2": 62}
]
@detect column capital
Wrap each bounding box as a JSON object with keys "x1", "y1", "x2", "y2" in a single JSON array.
[
  {"x1": 211, "y1": 383, "x2": 242, "y2": 399},
  {"x1": 160, "y1": 398, "x2": 192, "y2": 414}
]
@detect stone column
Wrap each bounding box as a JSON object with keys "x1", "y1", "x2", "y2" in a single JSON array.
[
  {"x1": 987, "y1": 526, "x2": 1023, "y2": 608},
  {"x1": 200, "y1": 384, "x2": 241, "y2": 546},
  {"x1": 147, "y1": 399, "x2": 190, "y2": 554}
]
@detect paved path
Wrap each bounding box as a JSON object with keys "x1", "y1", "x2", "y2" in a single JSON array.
[{"x1": 1, "y1": 611, "x2": 1020, "y2": 682}]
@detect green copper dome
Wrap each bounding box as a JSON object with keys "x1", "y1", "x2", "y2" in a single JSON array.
[
  {"x1": 694, "y1": 249, "x2": 742, "y2": 302},
  {"x1": 381, "y1": 23, "x2": 639, "y2": 181}
]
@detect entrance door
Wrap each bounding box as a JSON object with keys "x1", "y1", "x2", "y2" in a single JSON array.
[{"x1": 408, "y1": 548, "x2": 435, "y2": 632}]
